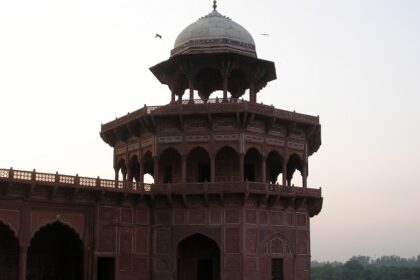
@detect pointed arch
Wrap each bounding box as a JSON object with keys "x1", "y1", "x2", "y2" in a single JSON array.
[
  {"x1": 0, "y1": 221, "x2": 19, "y2": 280},
  {"x1": 266, "y1": 150, "x2": 284, "y2": 184},
  {"x1": 187, "y1": 147, "x2": 211, "y2": 182},
  {"x1": 27, "y1": 221, "x2": 83, "y2": 280},
  {"x1": 259, "y1": 232, "x2": 294, "y2": 255},
  {"x1": 244, "y1": 147, "x2": 262, "y2": 182},
  {"x1": 128, "y1": 155, "x2": 140, "y2": 182},
  {"x1": 177, "y1": 233, "x2": 220, "y2": 280},
  {"x1": 158, "y1": 147, "x2": 182, "y2": 183},
  {"x1": 116, "y1": 158, "x2": 127, "y2": 181},
  {"x1": 142, "y1": 151, "x2": 154, "y2": 183},
  {"x1": 287, "y1": 153, "x2": 303, "y2": 186},
  {"x1": 215, "y1": 146, "x2": 240, "y2": 182}
]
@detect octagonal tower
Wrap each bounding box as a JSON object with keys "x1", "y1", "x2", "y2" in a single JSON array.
[{"x1": 100, "y1": 2, "x2": 323, "y2": 280}]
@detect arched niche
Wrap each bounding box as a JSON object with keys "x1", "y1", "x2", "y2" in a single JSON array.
[
  {"x1": 142, "y1": 151, "x2": 154, "y2": 184},
  {"x1": 215, "y1": 146, "x2": 239, "y2": 182},
  {"x1": 287, "y1": 153, "x2": 303, "y2": 187},
  {"x1": 228, "y1": 69, "x2": 249, "y2": 99},
  {"x1": 158, "y1": 147, "x2": 182, "y2": 183},
  {"x1": 187, "y1": 147, "x2": 211, "y2": 183},
  {"x1": 177, "y1": 234, "x2": 220, "y2": 280},
  {"x1": 194, "y1": 67, "x2": 223, "y2": 101},
  {"x1": 0, "y1": 221, "x2": 18, "y2": 280},
  {"x1": 116, "y1": 158, "x2": 127, "y2": 181},
  {"x1": 244, "y1": 147, "x2": 262, "y2": 182},
  {"x1": 128, "y1": 155, "x2": 140, "y2": 182},
  {"x1": 266, "y1": 150, "x2": 284, "y2": 184},
  {"x1": 27, "y1": 221, "x2": 83, "y2": 280}
]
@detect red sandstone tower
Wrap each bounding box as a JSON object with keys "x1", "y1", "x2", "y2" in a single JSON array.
[{"x1": 0, "y1": 2, "x2": 322, "y2": 280}]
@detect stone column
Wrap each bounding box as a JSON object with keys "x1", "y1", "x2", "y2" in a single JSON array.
[
  {"x1": 261, "y1": 158, "x2": 266, "y2": 183},
  {"x1": 139, "y1": 161, "x2": 144, "y2": 183},
  {"x1": 153, "y1": 156, "x2": 159, "y2": 183},
  {"x1": 282, "y1": 158, "x2": 287, "y2": 186},
  {"x1": 182, "y1": 155, "x2": 187, "y2": 183},
  {"x1": 171, "y1": 90, "x2": 176, "y2": 103},
  {"x1": 222, "y1": 74, "x2": 228, "y2": 102},
  {"x1": 18, "y1": 245, "x2": 27, "y2": 280},
  {"x1": 302, "y1": 163, "x2": 308, "y2": 188},
  {"x1": 210, "y1": 156, "x2": 216, "y2": 182},
  {"x1": 114, "y1": 168, "x2": 119, "y2": 181},
  {"x1": 189, "y1": 77, "x2": 194, "y2": 104},
  {"x1": 239, "y1": 154, "x2": 245, "y2": 181},
  {"x1": 249, "y1": 83, "x2": 256, "y2": 103}
]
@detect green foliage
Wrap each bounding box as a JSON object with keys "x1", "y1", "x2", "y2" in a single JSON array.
[{"x1": 311, "y1": 255, "x2": 420, "y2": 280}]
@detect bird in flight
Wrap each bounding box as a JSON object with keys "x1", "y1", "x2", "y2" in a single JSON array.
[
  {"x1": 261, "y1": 33, "x2": 270, "y2": 36},
  {"x1": 155, "y1": 34, "x2": 162, "y2": 39}
]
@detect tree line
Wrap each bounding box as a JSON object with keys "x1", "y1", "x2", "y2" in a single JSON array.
[{"x1": 311, "y1": 255, "x2": 420, "y2": 280}]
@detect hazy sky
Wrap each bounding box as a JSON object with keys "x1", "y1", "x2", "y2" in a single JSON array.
[{"x1": 1, "y1": 0, "x2": 419, "y2": 262}]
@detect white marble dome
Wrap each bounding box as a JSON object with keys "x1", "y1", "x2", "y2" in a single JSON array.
[{"x1": 172, "y1": 9, "x2": 256, "y2": 57}]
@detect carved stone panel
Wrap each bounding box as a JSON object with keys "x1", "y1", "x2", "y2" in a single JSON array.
[
  {"x1": 155, "y1": 228, "x2": 171, "y2": 254},
  {"x1": 189, "y1": 209, "x2": 206, "y2": 225},
  {"x1": 225, "y1": 228, "x2": 240, "y2": 253},
  {"x1": 269, "y1": 211, "x2": 283, "y2": 225},
  {"x1": 99, "y1": 206, "x2": 118, "y2": 224},
  {"x1": 135, "y1": 208, "x2": 149, "y2": 225},
  {"x1": 245, "y1": 209, "x2": 257, "y2": 224},
  {"x1": 119, "y1": 227, "x2": 133, "y2": 254},
  {"x1": 173, "y1": 209, "x2": 187, "y2": 225},
  {"x1": 210, "y1": 208, "x2": 222, "y2": 225},
  {"x1": 135, "y1": 227, "x2": 148, "y2": 254},
  {"x1": 259, "y1": 211, "x2": 269, "y2": 225},
  {"x1": 120, "y1": 208, "x2": 133, "y2": 224},
  {"x1": 98, "y1": 225, "x2": 117, "y2": 252},
  {"x1": 296, "y1": 212, "x2": 307, "y2": 227},
  {"x1": 154, "y1": 209, "x2": 171, "y2": 225},
  {"x1": 225, "y1": 209, "x2": 240, "y2": 224},
  {"x1": 245, "y1": 228, "x2": 258, "y2": 254}
]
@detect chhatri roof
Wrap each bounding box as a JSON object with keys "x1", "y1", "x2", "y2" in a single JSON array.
[{"x1": 171, "y1": 1, "x2": 257, "y2": 57}]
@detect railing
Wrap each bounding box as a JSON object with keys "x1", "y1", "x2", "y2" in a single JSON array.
[
  {"x1": 101, "y1": 98, "x2": 319, "y2": 132},
  {"x1": 0, "y1": 168, "x2": 321, "y2": 197}
]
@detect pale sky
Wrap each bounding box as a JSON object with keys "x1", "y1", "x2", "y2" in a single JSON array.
[{"x1": 1, "y1": 0, "x2": 419, "y2": 262}]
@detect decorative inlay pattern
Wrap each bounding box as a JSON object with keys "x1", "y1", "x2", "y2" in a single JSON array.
[
  {"x1": 116, "y1": 146, "x2": 126, "y2": 155},
  {"x1": 141, "y1": 138, "x2": 153, "y2": 148},
  {"x1": 266, "y1": 137, "x2": 285, "y2": 146},
  {"x1": 185, "y1": 135, "x2": 210, "y2": 143},
  {"x1": 128, "y1": 143, "x2": 139, "y2": 151},
  {"x1": 288, "y1": 142, "x2": 304, "y2": 150},
  {"x1": 214, "y1": 134, "x2": 238, "y2": 141},
  {"x1": 158, "y1": 136, "x2": 182, "y2": 144},
  {"x1": 245, "y1": 134, "x2": 264, "y2": 143}
]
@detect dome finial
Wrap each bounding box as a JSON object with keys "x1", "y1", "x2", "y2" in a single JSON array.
[{"x1": 213, "y1": 0, "x2": 217, "y2": 10}]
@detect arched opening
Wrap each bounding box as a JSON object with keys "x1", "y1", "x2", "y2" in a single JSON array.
[
  {"x1": 187, "y1": 147, "x2": 211, "y2": 182},
  {"x1": 287, "y1": 154, "x2": 303, "y2": 187},
  {"x1": 228, "y1": 69, "x2": 249, "y2": 100},
  {"x1": 177, "y1": 234, "x2": 220, "y2": 280},
  {"x1": 244, "y1": 148, "x2": 262, "y2": 182},
  {"x1": 194, "y1": 67, "x2": 223, "y2": 101},
  {"x1": 215, "y1": 146, "x2": 239, "y2": 182},
  {"x1": 266, "y1": 151, "x2": 283, "y2": 184},
  {"x1": 158, "y1": 148, "x2": 182, "y2": 183},
  {"x1": 143, "y1": 151, "x2": 154, "y2": 184},
  {"x1": 128, "y1": 155, "x2": 140, "y2": 182},
  {"x1": 0, "y1": 221, "x2": 18, "y2": 280},
  {"x1": 116, "y1": 159, "x2": 127, "y2": 181},
  {"x1": 27, "y1": 221, "x2": 83, "y2": 280}
]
